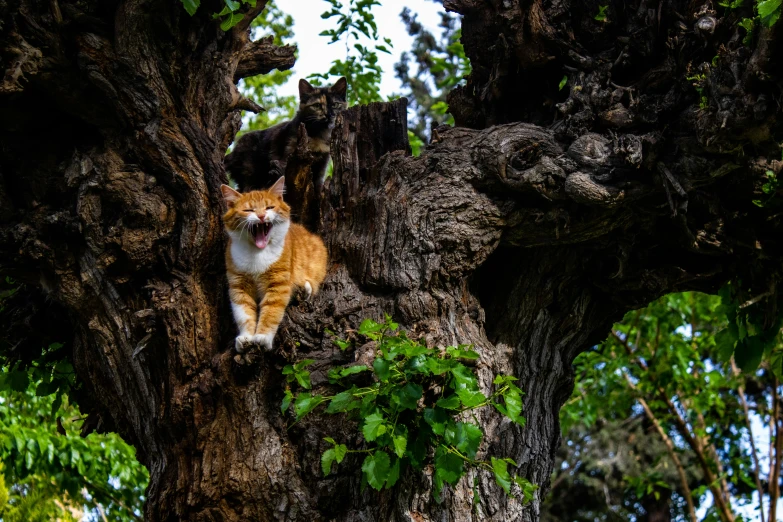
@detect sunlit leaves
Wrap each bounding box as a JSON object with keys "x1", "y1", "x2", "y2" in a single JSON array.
[
  {"x1": 562, "y1": 290, "x2": 783, "y2": 519},
  {"x1": 310, "y1": 0, "x2": 390, "y2": 105},
  {"x1": 0, "y1": 382, "x2": 148, "y2": 521}
]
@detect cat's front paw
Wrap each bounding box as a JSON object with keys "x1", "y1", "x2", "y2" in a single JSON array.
[
  {"x1": 303, "y1": 281, "x2": 313, "y2": 301},
  {"x1": 252, "y1": 332, "x2": 275, "y2": 351},
  {"x1": 234, "y1": 334, "x2": 254, "y2": 353}
]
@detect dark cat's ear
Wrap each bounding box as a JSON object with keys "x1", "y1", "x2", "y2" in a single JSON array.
[
  {"x1": 269, "y1": 176, "x2": 286, "y2": 198},
  {"x1": 221, "y1": 184, "x2": 241, "y2": 208},
  {"x1": 299, "y1": 79, "x2": 317, "y2": 97},
  {"x1": 330, "y1": 77, "x2": 347, "y2": 99}
]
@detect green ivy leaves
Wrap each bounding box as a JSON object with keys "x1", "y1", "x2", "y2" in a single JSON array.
[
  {"x1": 279, "y1": 315, "x2": 538, "y2": 503},
  {"x1": 283, "y1": 359, "x2": 315, "y2": 389},
  {"x1": 321, "y1": 438, "x2": 348, "y2": 475}
]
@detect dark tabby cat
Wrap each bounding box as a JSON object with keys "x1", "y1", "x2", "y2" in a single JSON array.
[{"x1": 225, "y1": 77, "x2": 347, "y2": 194}]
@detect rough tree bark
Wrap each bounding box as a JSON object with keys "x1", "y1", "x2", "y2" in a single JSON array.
[{"x1": 1, "y1": 0, "x2": 781, "y2": 521}]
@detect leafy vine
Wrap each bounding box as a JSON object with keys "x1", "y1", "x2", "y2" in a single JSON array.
[{"x1": 281, "y1": 315, "x2": 537, "y2": 502}]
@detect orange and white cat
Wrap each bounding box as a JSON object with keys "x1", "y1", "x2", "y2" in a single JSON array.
[{"x1": 221, "y1": 177, "x2": 327, "y2": 352}]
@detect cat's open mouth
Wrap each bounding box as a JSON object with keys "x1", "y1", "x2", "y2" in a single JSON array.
[{"x1": 250, "y1": 222, "x2": 272, "y2": 249}]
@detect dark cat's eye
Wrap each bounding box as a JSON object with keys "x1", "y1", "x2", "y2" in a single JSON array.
[
  {"x1": 243, "y1": 209, "x2": 254, "y2": 212},
  {"x1": 266, "y1": 206, "x2": 275, "y2": 210}
]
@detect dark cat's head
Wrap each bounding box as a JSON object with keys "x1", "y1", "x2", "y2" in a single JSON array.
[{"x1": 297, "y1": 77, "x2": 347, "y2": 129}]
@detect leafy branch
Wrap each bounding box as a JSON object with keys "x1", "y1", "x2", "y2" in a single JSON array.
[
  {"x1": 281, "y1": 315, "x2": 537, "y2": 502},
  {"x1": 310, "y1": 0, "x2": 391, "y2": 105}
]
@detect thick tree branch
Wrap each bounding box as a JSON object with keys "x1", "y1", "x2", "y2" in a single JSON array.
[{"x1": 234, "y1": 36, "x2": 296, "y2": 82}]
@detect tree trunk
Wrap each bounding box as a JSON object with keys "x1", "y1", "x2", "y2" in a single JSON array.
[{"x1": 1, "y1": 1, "x2": 781, "y2": 521}]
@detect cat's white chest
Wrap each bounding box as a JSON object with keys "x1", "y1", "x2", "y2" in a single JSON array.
[{"x1": 229, "y1": 237, "x2": 285, "y2": 275}]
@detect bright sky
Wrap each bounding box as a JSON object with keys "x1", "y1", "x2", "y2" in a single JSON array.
[{"x1": 275, "y1": 0, "x2": 445, "y2": 99}]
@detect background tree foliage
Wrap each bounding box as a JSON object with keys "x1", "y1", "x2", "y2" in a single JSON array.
[
  {"x1": 0, "y1": 387, "x2": 148, "y2": 521},
  {"x1": 394, "y1": 2, "x2": 470, "y2": 153},
  {"x1": 545, "y1": 293, "x2": 783, "y2": 522},
  {"x1": 238, "y1": 1, "x2": 297, "y2": 135}
]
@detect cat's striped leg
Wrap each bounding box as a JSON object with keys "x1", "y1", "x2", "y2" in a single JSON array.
[{"x1": 253, "y1": 281, "x2": 293, "y2": 351}]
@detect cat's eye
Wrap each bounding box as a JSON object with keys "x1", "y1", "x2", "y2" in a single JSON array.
[
  {"x1": 266, "y1": 206, "x2": 275, "y2": 210},
  {"x1": 243, "y1": 209, "x2": 254, "y2": 212}
]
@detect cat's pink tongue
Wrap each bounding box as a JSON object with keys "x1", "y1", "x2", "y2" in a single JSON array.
[{"x1": 254, "y1": 234, "x2": 269, "y2": 249}]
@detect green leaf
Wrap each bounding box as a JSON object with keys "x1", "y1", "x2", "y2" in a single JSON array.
[
  {"x1": 434, "y1": 445, "x2": 464, "y2": 485},
  {"x1": 322, "y1": 448, "x2": 337, "y2": 476},
  {"x1": 334, "y1": 443, "x2": 348, "y2": 463},
  {"x1": 220, "y1": 11, "x2": 244, "y2": 31},
  {"x1": 358, "y1": 318, "x2": 384, "y2": 338},
  {"x1": 446, "y1": 346, "x2": 480, "y2": 360},
  {"x1": 362, "y1": 412, "x2": 387, "y2": 441},
  {"x1": 295, "y1": 371, "x2": 311, "y2": 390},
  {"x1": 424, "y1": 407, "x2": 449, "y2": 435},
  {"x1": 325, "y1": 389, "x2": 361, "y2": 413},
  {"x1": 293, "y1": 393, "x2": 326, "y2": 420},
  {"x1": 491, "y1": 456, "x2": 512, "y2": 494},
  {"x1": 340, "y1": 364, "x2": 370, "y2": 377},
  {"x1": 408, "y1": 426, "x2": 431, "y2": 469},
  {"x1": 431, "y1": 101, "x2": 449, "y2": 115},
  {"x1": 559, "y1": 75, "x2": 568, "y2": 91},
  {"x1": 8, "y1": 371, "x2": 29, "y2": 392},
  {"x1": 51, "y1": 392, "x2": 63, "y2": 416},
  {"x1": 426, "y1": 357, "x2": 457, "y2": 375},
  {"x1": 436, "y1": 394, "x2": 461, "y2": 410},
  {"x1": 758, "y1": 0, "x2": 782, "y2": 26},
  {"x1": 735, "y1": 336, "x2": 764, "y2": 372},
  {"x1": 456, "y1": 388, "x2": 486, "y2": 408},
  {"x1": 333, "y1": 338, "x2": 351, "y2": 350},
  {"x1": 404, "y1": 354, "x2": 431, "y2": 375},
  {"x1": 392, "y1": 426, "x2": 408, "y2": 458},
  {"x1": 294, "y1": 359, "x2": 316, "y2": 371},
  {"x1": 515, "y1": 476, "x2": 538, "y2": 504},
  {"x1": 390, "y1": 383, "x2": 422, "y2": 411},
  {"x1": 451, "y1": 363, "x2": 479, "y2": 389},
  {"x1": 715, "y1": 328, "x2": 737, "y2": 361},
  {"x1": 35, "y1": 380, "x2": 58, "y2": 397},
  {"x1": 373, "y1": 358, "x2": 391, "y2": 381},
  {"x1": 224, "y1": 0, "x2": 240, "y2": 10},
  {"x1": 447, "y1": 422, "x2": 482, "y2": 459},
  {"x1": 362, "y1": 451, "x2": 391, "y2": 490},
  {"x1": 386, "y1": 456, "x2": 401, "y2": 488},
  {"x1": 181, "y1": 0, "x2": 200, "y2": 16},
  {"x1": 281, "y1": 389, "x2": 294, "y2": 414}
]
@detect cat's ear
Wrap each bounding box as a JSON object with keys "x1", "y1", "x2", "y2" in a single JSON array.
[
  {"x1": 330, "y1": 77, "x2": 347, "y2": 99},
  {"x1": 269, "y1": 176, "x2": 286, "y2": 198},
  {"x1": 221, "y1": 184, "x2": 242, "y2": 208},
  {"x1": 299, "y1": 79, "x2": 316, "y2": 97}
]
